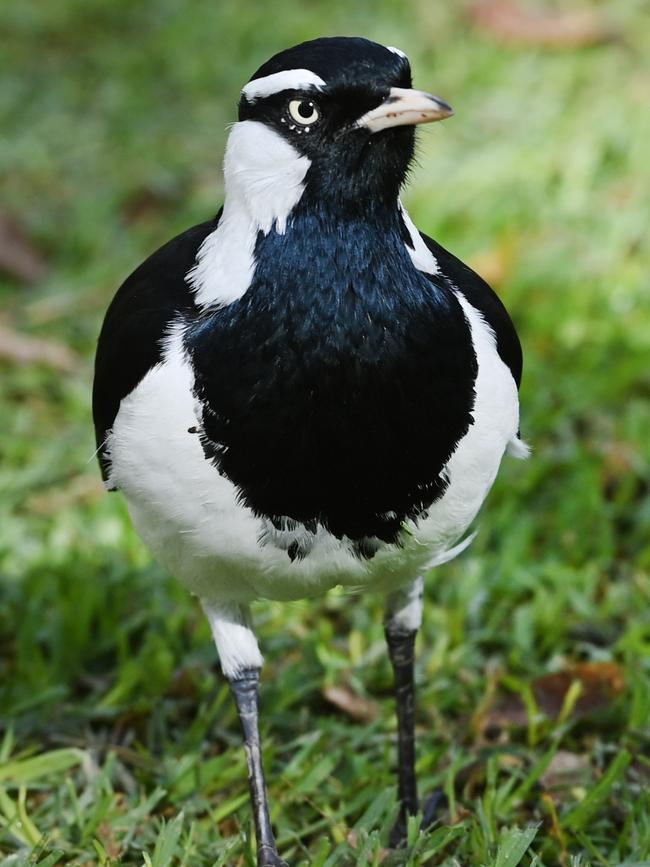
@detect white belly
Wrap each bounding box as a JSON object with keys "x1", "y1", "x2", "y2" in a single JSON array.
[{"x1": 106, "y1": 300, "x2": 520, "y2": 605}]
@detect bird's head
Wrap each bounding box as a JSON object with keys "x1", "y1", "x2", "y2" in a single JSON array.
[{"x1": 224, "y1": 37, "x2": 452, "y2": 229}]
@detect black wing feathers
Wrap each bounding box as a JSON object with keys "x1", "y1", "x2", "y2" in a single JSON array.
[
  {"x1": 92, "y1": 215, "x2": 219, "y2": 480},
  {"x1": 419, "y1": 232, "x2": 523, "y2": 389}
]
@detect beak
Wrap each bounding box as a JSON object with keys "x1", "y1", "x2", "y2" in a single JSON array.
[{"x1": 356, "y1": 87, "x2": 453, "y2": 133}]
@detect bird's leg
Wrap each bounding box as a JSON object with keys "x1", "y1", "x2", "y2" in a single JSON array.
[
  {"x1": 229, "y1": 669, "x2": 287, "y2": 866},
  {"x1": 384, "y1": 577, "x2": 423, "y2": 847},
  {"x1": 202, "y1": 601, "x2": 287, "y2": 867}
]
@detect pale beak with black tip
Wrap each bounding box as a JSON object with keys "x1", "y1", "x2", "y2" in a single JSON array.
[{"x1": 356, "y1": 87, "x2": 453, "y2": 133}]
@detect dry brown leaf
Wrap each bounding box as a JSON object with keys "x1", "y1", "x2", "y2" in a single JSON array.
[
  {"x1": 97, "y1": 821, "x2": 123, "y2": 861},
  {"x1": 479, "y1": 662, "x2": 625, "y2": 735},
  {"x1": 347, "y1": 829, "x2": 390, "y2": 861},
  {"x1": 480, "y1": 693, "x2": 529, "y2": 735},
  {"x1": 540, "y1": 750, "x2": 591, "y2": 790},
  {"x1": 533, "y1": 662, "x2": 625, "y2": 719},
  {"x1": 323, "y1": 683, "x2": 378, "y2": 723},
  {"x1": 467, "y1": 1, "x2": 617, "y2": 48},
  {"x1": 0, "y1": 323, "x2": 78, "y2": 371},
  {"x1": 0, "y1": 213, "x2": 48, "y2": 284}
]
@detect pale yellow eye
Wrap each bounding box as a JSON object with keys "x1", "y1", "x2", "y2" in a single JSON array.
[{"x1": 287, "y1": 99, "x2": 320, "y2": 126}]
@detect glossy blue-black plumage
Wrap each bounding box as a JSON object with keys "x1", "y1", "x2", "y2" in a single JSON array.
[
  {"x1": 186, "y1": 201, "x2": 477, "y2": 543},
  {"x1": 93, "y1": 34, "x2": 524, "y2": 539}
]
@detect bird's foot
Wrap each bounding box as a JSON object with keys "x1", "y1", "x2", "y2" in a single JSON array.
[
  {"x1": 421, "y1": 789, "x2": 447, "y2": 829},
  {"x1": 388, "y1": 789, "x2": 447, "y2": 848},
  {"x1": 257, "y1": 845, "x2": 289, "y2": 867}
]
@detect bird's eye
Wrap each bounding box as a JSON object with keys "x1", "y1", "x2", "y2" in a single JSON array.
[{"x1": 287, "y1": 99, "x2": 320, "y2": 126}]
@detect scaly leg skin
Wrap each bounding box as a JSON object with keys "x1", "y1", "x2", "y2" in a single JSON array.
[
  {"x1": 202, "y1": 601, "x2": 288, "y2": 867},
  {"x1": 384, "y1": 578, "x2": 445, "y2": 847},
  {"x1": 230, "y1": 670, "x2": 288, "y2": 867}
]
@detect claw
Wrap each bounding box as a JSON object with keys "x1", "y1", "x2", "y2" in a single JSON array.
[
  {"x1": 388, "y1": 789, "x2": 447, "y2": 848},
  {"x1": 258, "y1": 845, "x2": 289, "y2": 866}
]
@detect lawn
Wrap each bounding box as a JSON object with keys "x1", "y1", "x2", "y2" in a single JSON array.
[{"x1": 1, "y1": 1, "x2": 649, "y2": 865}]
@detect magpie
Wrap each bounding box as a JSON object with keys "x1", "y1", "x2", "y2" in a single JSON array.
[{"x1": 93, "y1": 36, "x2": 527, "y2": 865}]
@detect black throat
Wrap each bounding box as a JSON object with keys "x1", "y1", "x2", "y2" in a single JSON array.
[{"x1": 186, "y1": 200, "x2": 477, "y2": 545}]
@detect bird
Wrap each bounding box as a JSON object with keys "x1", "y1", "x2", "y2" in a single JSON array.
[{"x1": 93, "y1": 36, "x2": 527, "y2": 866}]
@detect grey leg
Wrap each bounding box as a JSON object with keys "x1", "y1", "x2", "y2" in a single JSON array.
[
  {"x1": 201, "y1": 601, "x2": 287, "y2": 866},
  {"x1": 384, "y1": 577, "x2": 423, "y2": 847},
  {"x1": 229, "y1": 669, "x2": 287, "y2": 867}
]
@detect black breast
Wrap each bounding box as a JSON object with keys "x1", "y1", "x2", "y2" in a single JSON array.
[{"x1": 187, "y1": 213, "x2": 477, "y2": 543}]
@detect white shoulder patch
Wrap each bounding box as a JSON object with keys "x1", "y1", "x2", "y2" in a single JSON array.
[
  {"x1": 242, "y1": 69, "x2": 326, "y2": 101},
  {"x1": 186, "y1": 121, "x2": 311, "y2": 308},
  {"x1": 399, "y1": 201, "x2": 439, "y2": 274}
]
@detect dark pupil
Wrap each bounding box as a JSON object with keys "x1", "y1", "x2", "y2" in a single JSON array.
[{"x1": 297, "y1": 101, "x2": 313, "y2": 119}]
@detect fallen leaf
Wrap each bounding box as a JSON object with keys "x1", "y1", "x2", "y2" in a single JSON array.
[
  {"x1": 480, "y1": 693, "x2": 529, "y2": 736},
  {"x1": 540, "y1": 750, "x2": 591, "y2": 789},
  {"x1": 540, "y1": 751, "x2": 591, "y2": 790},
  {"x1": 347, "y1": 829, "x2": 389, "y2": 862},
  {"x1": 97, "y1": 821, "x2": 123, "y2": 861},
  {"x1": 533, "y1": 662, "x2": 625, "y2": 719},
  {"x1": 479, "y1": 662, "x2": 625, "y2": 735},
  {"x1": 0, "y1": 323, "x2": 78, "y2": 371},
  {"x1": 323, "y1": 684, "x2": 378, "y2": 723},
  {"x1": 467, "y1": 1, "x2": 617, "y2": 49},
  {"x1": 0, "y1": 213, "x2": 48, "y2": 284}
]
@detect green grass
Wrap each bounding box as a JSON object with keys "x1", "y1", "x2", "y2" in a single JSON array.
[{"x1": 1, "y1": 1, "x2": 650, "y2": 864}]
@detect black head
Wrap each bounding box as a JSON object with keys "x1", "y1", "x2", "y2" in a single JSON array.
[{"x1": 236, "y1": 37, "x2": 452, "y2": 211}]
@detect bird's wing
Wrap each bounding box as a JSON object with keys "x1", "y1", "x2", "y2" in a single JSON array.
[
  {"x1": 92, "y1": 213, "x2": 221, "y2": 483},
  {"x1": 418, "y1": 231, "x2": 523, "y2": 390}
]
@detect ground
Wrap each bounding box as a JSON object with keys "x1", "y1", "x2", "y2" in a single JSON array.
[{"x1": 1, "y1": 1, "x2": 649, "y2": 865}]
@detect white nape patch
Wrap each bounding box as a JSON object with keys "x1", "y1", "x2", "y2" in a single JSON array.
[
  {"x1": 186, "y1": 121, "x2": 311, "y2": 307},
  {"x1": 242, "y1": 69, "x2": 326, "y2": 101},
  {"x1": 202, "y1": 600, "x2": 264, "y2": 679},
  {"x1": 385, "y1": 575, "x2": 424, "y2": 633},
  {"x1": 386, "y1": 45, "x2": 408, "y2": 60},
  {"x1": 399, "y1": 202, "x2": 439, "y2": 274}
]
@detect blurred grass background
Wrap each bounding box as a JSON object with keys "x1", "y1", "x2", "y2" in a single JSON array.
[{"x1": 1, "y1": 1, "x2": 650, "y2": 864}]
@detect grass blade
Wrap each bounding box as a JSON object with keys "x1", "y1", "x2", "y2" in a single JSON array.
[
  {"x1": 562, "y1": 750, "x2": 631, "y2": 831},
  {"x1": 493, "y1": 824, "x2": 540, "y2": 867}
]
